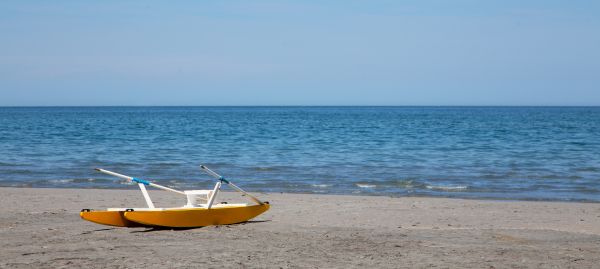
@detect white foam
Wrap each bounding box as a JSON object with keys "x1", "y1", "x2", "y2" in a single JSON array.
[
  {"x1": 312, "y1": 184, "x2": 331, "y2": 188},
  {"x1": 49, "y1": 179, "x2": 73, "y2": 184},
  {"x1": 426, "y1": 185, "x2": 468, "y2": 191},
  {"x1": 356, "y1": 183, "x2": 376, "y2": 188}
]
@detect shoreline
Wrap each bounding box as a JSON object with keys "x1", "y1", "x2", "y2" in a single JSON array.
[
  {"x1": 1, "y1": 187, "x2": 599, "y2": 268},
  {"x1": 3, "y1": 185, "x2": 600, "y2": 204}
]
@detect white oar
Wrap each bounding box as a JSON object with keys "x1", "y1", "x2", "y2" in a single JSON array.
[
  {"x1": 95, "y1": 168, "x2": 185, "y2": 195},
  {"x1": 200, "y1": 165, "x2": 264, "y2": 205}
]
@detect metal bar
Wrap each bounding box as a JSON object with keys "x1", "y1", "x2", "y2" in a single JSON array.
[
  {"x1": 206, "y1": 181, "x2": 221, "y2": 209},
  {"x1": 227, "y1": 182, "x2": 264, "y2": 205},
  {"x1": 200, "y1": 165, "x2": 264, "y2": 205},
  {"x1": 200, "y1": 165, "x2": 221, "y2": 179},
  {"x1": 138, "y1": 183, "x2": 155, "y2": 208},
  {"x1": 95, "y1": 168, "x2": 185, "y2": 195},
  {"x1": 148, "y1": 182, "x2": 185, "y2": 195}
]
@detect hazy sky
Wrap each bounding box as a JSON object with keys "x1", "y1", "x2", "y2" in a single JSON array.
[{"x1": 1, "y1": 1, "x2": 599, "y2": 106}]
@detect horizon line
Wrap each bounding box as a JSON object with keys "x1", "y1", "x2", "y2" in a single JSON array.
[{"x1": 1, "y1": 105, "x2": 599, "y2": 108}]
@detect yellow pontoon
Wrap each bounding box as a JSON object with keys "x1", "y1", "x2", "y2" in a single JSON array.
[{"x1": 80, "y1": 166, "x2": 270, "y2": 228}]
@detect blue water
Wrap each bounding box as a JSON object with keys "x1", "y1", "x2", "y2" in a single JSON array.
[{"x1": 0, "y1": 106, "x2": 599, "y2": 202}]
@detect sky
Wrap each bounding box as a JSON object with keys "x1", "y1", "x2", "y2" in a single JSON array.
[{"x1": 1, "y1": 1, "x2": 599, "y2": 106}]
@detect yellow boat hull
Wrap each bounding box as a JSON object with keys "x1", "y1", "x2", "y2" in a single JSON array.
[
  {"x1": 124, "y1": 204, "x2": 270, "y2": 228},
  {"x1": 80, "y1": 210, "x2": 146, "y2": 227}
]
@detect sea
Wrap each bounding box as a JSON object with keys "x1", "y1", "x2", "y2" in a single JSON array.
[{"x1": 0, "y1": 106, "x2": 599, "y2": 202}]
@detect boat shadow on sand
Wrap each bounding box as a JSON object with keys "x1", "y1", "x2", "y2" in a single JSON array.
[{"x1": 129, "y1": 220, "x2": 272, "y2": 233}]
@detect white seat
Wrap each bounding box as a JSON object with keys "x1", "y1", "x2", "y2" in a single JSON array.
[
  {"x1": 183, "y1": 181, "x2": 223, "y2": 208},
  {"x1": 184, "y1": 190, "x2": 213, "y2": 208}
]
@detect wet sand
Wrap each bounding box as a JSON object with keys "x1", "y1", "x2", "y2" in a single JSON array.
[{"x1": 1, "y1": 187, "x2": 599, "y2": 268}]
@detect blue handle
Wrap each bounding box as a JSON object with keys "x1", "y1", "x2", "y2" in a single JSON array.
[
  {"x1": 219, "y1": 177, "x2": 230, "y2": 184},
  {"x1": 132, "y1": 177, "x2": 150, "y2": 185}
]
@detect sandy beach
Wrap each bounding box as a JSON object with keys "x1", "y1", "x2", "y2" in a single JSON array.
[{"x1": 1, "y1": 187, "x2": 599, "y2": 268}]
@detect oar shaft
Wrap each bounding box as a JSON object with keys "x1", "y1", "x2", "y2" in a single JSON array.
[
  {"x1": 200, "y1": 166, "x2": 221, "y2": 179},
  {"x1": 95, "y1": 168, "x2": 185, "y2": 195},
  {"x1": 95, "y1": 168, "x2": 130, "y2": 181},
  {"x1": 227, "y1": 182, "x2": 264, "y2": 205},
  {"x1": 148, "y1": 183, "x2": 185, "y2": 195},
  {"x1": 200, "y1": 165, "x2": 264, "y2": 205}
]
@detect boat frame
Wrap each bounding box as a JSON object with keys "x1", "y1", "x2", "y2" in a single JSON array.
[{"x1": 80, "y1": 165, "x2": 270, "y2": 228}]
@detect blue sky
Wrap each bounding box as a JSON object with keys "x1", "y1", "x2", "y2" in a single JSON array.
[{"x1": 1, "y1": 1, "x2": 599, "y2": 106}]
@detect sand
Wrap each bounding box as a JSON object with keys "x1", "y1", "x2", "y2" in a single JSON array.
[{"x1": 0, "y1": 187, "x2": 599, "y2": 268}]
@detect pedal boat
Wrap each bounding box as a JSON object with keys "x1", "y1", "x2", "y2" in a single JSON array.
[{"x1": 80, "y1": 166, "x2": 270, "y2": 228}]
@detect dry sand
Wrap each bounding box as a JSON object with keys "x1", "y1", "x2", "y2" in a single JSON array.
[{"x1": 0, "y1": 187, "x2": 599, "y2": 268}]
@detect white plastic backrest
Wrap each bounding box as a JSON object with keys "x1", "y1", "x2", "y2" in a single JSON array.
[
  {"x1": 206, "y1": 181, "x2": 221, "y2": 209},
  {"x1": 184, "y1": 190, "x2": 212, "y2": 207}
]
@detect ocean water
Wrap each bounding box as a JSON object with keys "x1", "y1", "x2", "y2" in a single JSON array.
[{"x1": 0, "y1": 106, "x2": 599, "y2": 202}]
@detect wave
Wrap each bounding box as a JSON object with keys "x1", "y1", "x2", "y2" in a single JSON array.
[
  {"x1": 48, "y1": 178, "x2": 114, "y2": 184},
  {"x1": 356, "y1": 183, "x2": 376, "y2": 188},
  {"x1": 311, "y1": 184, "x2": 332, "y2": 188},
  {"x1": 48, "y1": 179, "x2": 74, "y2": 184},
  {"x1": 425, "y1": 185, "x2": 469, "y2": 191},
  {"x1": 249, "y1": 165, "x2": 297, "y2": 172},
  {"x1": 0, "y1": 162, "x2": 23, "y2": 167}
]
